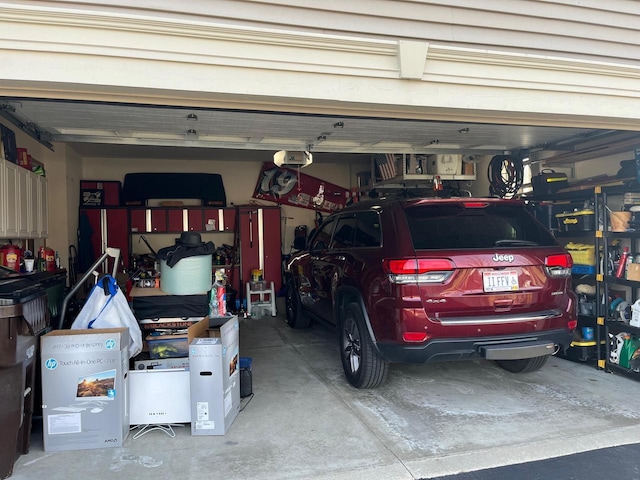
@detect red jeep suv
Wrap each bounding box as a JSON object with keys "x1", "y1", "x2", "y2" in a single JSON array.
[{"x1": 285, "y1": 196, "x2": 577, "y2": 388}]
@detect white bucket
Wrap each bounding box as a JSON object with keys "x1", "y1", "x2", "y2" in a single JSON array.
[{"x1": 160, "y1": 254, "x2": 212, "y2": 295}]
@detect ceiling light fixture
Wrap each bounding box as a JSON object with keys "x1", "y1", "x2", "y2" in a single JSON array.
[
  {"x1": 187, "y1": 113, "x2": 198, "y2": 121},
  {"x1": 458, "y1": 128, "x2": 470, "y2": 134},
  {"x1": 334, "y1": 122, "x2": 344, "y2": 128},
  {"x1": 187, "y1": 129, "x2": 197, "y2": 136}
]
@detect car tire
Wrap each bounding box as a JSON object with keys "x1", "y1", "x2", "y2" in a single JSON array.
[
  {"x1": 495, "y1": 355, "x2": 549, "y2": 373},
  {"x1": 285, "y1": 277, "x2": 311, "y2": 329},
  {"x1": 340, "y1": 302, "x2": 389, "y2": 389}
]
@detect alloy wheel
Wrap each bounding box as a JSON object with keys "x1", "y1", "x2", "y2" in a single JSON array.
[{"x1": 343, "y1": 318, "x2": 361, "y2": 373}]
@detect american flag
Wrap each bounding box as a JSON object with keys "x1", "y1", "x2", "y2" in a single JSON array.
[{"x1": 374, "y1": 153, "x2": 397, "y2": 180}]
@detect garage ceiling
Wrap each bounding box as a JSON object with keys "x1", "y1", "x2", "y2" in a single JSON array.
[{"x1": 0, "y1": 98, "x2": 623, "y2": 161}]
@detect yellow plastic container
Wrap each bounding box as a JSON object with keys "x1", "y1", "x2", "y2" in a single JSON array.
[{"x1": 565, "y1": 242, "x2": 596, "y2": 266}]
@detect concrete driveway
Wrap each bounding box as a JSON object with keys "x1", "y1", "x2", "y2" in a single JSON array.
[{"x1": 11, "y1": 312, "x2": 640, "y2": 480}]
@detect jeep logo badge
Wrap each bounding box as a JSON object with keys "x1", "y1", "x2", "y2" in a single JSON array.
[{"x1": 492, "y1": 253, "x2": 515, "y2": 262}]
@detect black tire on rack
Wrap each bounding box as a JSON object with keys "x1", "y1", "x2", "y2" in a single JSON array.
[
  {"x1": 495, "y1": 355, "x2": 550, "y2": 373},
  {"x1": 285, "y1": 277, "x2": 311, "y2": 329}
]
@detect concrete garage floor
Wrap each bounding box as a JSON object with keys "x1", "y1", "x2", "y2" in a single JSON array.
[{"x1": 11, "y1": 306, "x2": 640, "y2": 480}]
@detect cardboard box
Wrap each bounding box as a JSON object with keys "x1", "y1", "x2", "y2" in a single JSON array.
[
  {"x1": 145, "y1": 317, "x2": 209, "y2": 359},
  {"x1": 190, "y1": 315, "x2": 240, "y2": 436},
  {"x1": 40, "y1": 328, "x2": 129, "y2": 451},
  {"x1": 627, "y1": 264, "x2": 640, "y2": 282}
]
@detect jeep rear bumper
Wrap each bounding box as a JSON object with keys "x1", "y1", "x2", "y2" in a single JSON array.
[{"x1": 375, "y1": 329, "x2": 573, "y2": 364}]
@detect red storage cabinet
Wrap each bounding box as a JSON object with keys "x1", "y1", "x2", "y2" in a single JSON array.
[
  {"x1": 167, "y1": 209, "x2": 183, "y2": 232},
  {"x1": 239, "y1": 206, "x2": 282, "y2": 294},
  {"x1": 150, "y1": 209, "x2": 167, "y2": 232},
  {"x1": 129, "y1": 208, "x2": 147, "y2": 233},
  {"x1": 79, "y1": 207, "x2": 129, "y2": 273},
  {"x1": 187, "y1": 208, "x2": 204, "y2": 232},
  {"x1": 80, "y1": 180, "x2": 122, "y2": 207}
]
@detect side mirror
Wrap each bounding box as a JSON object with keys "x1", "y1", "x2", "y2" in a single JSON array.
[{"x1": 293, "y1": 236, "x2": 307, "y2": 251}]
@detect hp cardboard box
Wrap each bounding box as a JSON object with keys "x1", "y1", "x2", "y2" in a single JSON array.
[
  {"x1": 190, "y1": 315, "x2": 240, "y2": 435},
  {"x1": 40, "y1": 328, "x2": 129, "y2": 451}
]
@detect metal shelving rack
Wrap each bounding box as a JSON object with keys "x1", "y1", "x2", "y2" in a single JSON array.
[
  {"x1": 369, "y1": 154, "x2": 477, "y2": 190},
  {"x1": 596, "y1": 185, "x2": 640, "y2": 377}
]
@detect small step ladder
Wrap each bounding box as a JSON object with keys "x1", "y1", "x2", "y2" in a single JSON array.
[{"x1": 246, "y1": 281, "x2": 277, "y2": 317}]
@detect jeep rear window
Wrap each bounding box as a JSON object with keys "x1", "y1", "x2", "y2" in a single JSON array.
[{"x1": 405, "y1": 203, "x2": 558, "y2": 250}]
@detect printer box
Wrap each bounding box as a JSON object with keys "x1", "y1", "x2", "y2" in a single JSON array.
[
  {"x1": 190, "y1": 315, "x2": 240, "y2": 435},
  {"x1": 40, "y1": 328, "x2": 130, "y2": 451}
]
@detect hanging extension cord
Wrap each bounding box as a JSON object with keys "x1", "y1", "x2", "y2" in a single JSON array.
[{"x1": 487, "y1": 155, "x2": 524, "y2": 198}]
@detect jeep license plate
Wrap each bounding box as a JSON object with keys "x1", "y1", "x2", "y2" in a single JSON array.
[{"x1": 482, "y1": 270, "x2": 519, "y2": 292}]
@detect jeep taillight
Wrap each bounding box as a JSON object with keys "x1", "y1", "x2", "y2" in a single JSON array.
[
  {"x1": 383, "y1": 258, "x2": 455, "y2": 284},
  {"x1": 544, "y1": 253, "x2": 573, "y2": 278}
]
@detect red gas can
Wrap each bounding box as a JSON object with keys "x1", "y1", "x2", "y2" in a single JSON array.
[{"x1": 0, "y1": 244, "x2": 23, "y2": 272}]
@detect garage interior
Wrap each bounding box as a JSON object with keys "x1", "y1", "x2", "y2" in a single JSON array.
[{"x1": 4, "y1": 2, "x2": 640, "y2": 479}]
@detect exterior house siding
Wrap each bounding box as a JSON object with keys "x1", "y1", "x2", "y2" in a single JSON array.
[
  {"x1": 31, "y1": 0, "x2": 640, "y2": 64},
  {"x1": 1, "y1": 1, "x2": 639, "y2": 129}
]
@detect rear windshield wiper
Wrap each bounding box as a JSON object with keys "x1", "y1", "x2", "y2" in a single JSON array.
[{"x1": 494, "y1": 239, "x2": 539, "y2": 247}]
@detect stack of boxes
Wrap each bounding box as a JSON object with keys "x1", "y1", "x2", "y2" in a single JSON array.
[
  {"x1": 130, "y1": 282, "x2": 241, "y2": 436},
  {"x1": 37, "y1": 270, "x2": 241, "y2": 452},
  {"x1": 132, "y1": 287, "x2": 208, "y2": 365}
]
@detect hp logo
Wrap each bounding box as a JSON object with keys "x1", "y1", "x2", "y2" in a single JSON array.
[
  {"x1": 44, "y1": 358, "x2": 58, "y2": 370},
  {"x1": 105, "y1": 339, "x2": 116, "y2": 350}
]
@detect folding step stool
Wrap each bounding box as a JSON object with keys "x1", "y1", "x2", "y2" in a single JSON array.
[{"x1": 246, "y1": 281, "x2": 277, "y2": 317}]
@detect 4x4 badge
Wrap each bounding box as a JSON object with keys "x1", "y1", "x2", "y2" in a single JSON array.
[{"x1": 492, "y1": 253, "x2": 515, "y2": 262}]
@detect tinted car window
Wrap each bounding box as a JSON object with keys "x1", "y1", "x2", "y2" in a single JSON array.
[
  {"x1": 354, "y1": 211, "x2": 381, "y2": 248},
  {"x1": 310, "y1": 218, "x2": 336, "y2": 251},
  {"x1": 331, "y1": 215, "x2": 356, "y2": 249},
  {"x1": 405, "y1": 203, "x2": 558, "y2": 249}
]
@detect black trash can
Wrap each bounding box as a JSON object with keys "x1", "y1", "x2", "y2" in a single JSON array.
[
  {"x1": 0, "y1": 276, "x2": 49, "y2": 478},
  {"x1": 0, "y1": 362, "x2": 25, "y2": 479}
]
